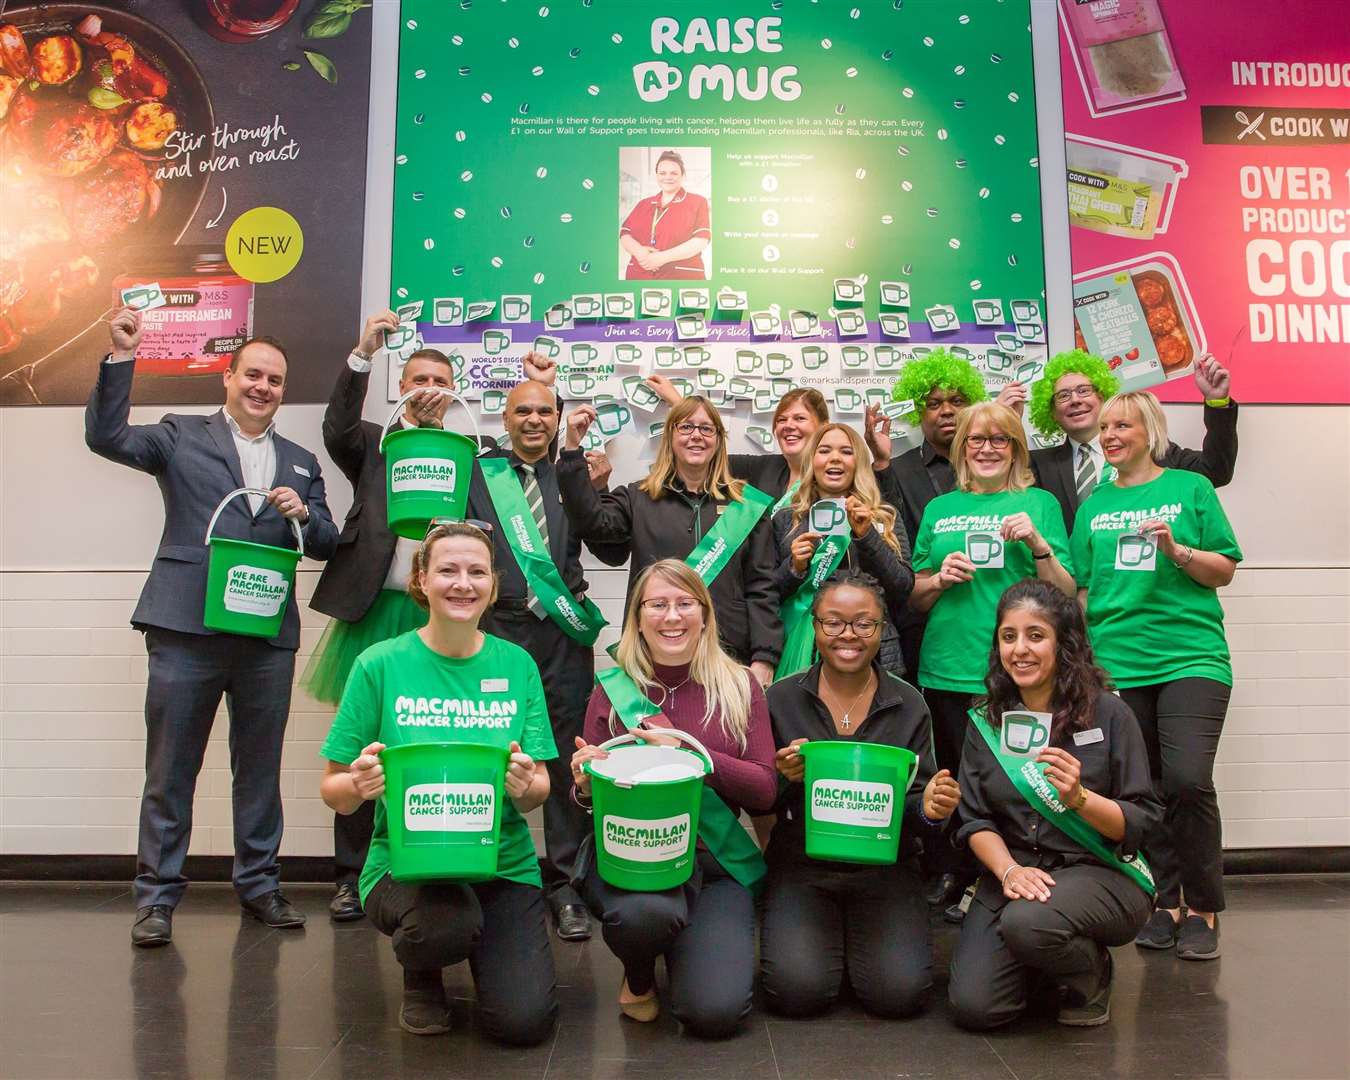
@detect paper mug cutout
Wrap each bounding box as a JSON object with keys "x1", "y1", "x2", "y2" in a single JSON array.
[
  {"x1": 384, "y1": 325, "x2": 416, "y2": 351},
  {"x1": 841, "y1": 345, "x2": 869, "y2": 369},
  {"x1": 1115, "y1": 532, "x2": 1157, "y2": 571},
  {"x1": 465, "y1": 301, "x2": 496, "y2": 321},
  {"x1": 570, "y1": 342, "x2": 599, "y2": 366},
  {"x1": 717, "y1": 289, "x2": 747, "y2": 310},
  {"x1": 809, "y1": 498, "x2": 850, "y2": 536},
  {"x1": 533, "y1": 335, "x2": 561, "y2": 358},
  {"x1": 750, "y1": 311, "x2": 781, "y2": 336},
  {"x1": 544, "y1": 303, "x2": 573, "y2": 328},
  {"x1": 675, "y1": 314, "x2": 706, "y2": 339},
  {"x1": 678, "y1": 287, "x2": 709, "y2": 310},
  {"x1": 745, "y1": 425, "x2": 776, "y2": 450},
  {"x1": 653, "y1": 345, "x2": 681, "y2": 368},
  {"x1": 572, "y1": 294, "x2": 602, "y2": 318},
  {"x1": 1011, "y1": 299, "x2": 1041, "y2": 322},
  {"x1": 879, "y1": 313, "x2": 909, "y2": 338},
  {"x1": 729, "y1": 377, "x2": 756, "y2": 398},
  {"x1": 973, "y1": 299, "x2": 1005, "y2": 325},
  {"x1": 874, "y1": 346, "x2": 902, "y2": 369},
  {"x1": 985, "y1": 349, "x2": 1014, "y2": 372},
  {"x1": 641, "y1": 289, "x2": 671, "y2": 315},
  {"x1": 566, "y1": 372, "x2": 598, "y2": 396},
  {"x1": 684, "y1": 346, "x2": 711, "y2": 366},
  {"x1": 801, "y1": 345, "x2": 829, "y2": 370},
  {"x1": 925, "y1": 305, "x2": 958, "y2": 332},
  {"x1": 580, "y1": 427, "x2": 605, "y2": 451},
  {"x1": 501, "y1": 295, "x2": 530, "y2": 321},
  {"x1": 482, "y1": 389, "x2": 506, "y2": 411},
  {"x1": 697, "y1": 367, "x2": 726, "y2": 389},
  {"x1": 595, "y1": 401, "x2": 632, "y2": 435},
  {"x1": 487, "y1": 363, "x2": 515, "y2": 380},
  {"x1": 770, "y1": 376, "x2": 795, "y2": 396},
  {"x1": 833, "y1": 277, "x2": 864, "y2": 303},
  {"x1": 788, "y1": 310, "x2": 819, "y2": 337},
  {"x1": 879, "y1": 280, "x2": 910, "y2": 307},
  {"x1": 736, "y1": 350, "x2": 763, "y2": 373},
  {"x1": 767, "y1": 352, "x2": 791, "y2": 376},
  {"x1": 483, "y1": 329, "x2": 511, "y2": 355},
  {"x1": 433, "y1": 297, "x2": 464, "y2": 325},
  {"x1": 623, "y1": 376, "x2": 661, "y2": 411},
  {"x1": 604, "y1": 293, "x2": 634, "y2": 318},
  {"x1": 1001, "y1": 710, "x2": 1052, "y2": 757},
  {"x1": 965, "y1": 531, "x2": 1005, "y2": 568},
  {"x1": 837, "y1": 310, "x2": 867, "y2": 337},
  {"x1": 614, "y1": 343, "x2": 642, "y2": 365},
  {"x1": 833, "y1": 388, "x2": 864, "y2": 413},
  {"x1": 752, "y1": 390, "x2": 776, "y2": 413}
]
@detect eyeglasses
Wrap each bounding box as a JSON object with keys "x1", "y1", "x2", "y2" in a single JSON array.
[
  {"x1": 813, "y1": 616, "x2": 880, "y2": 638},
  {"x1": 964, "y1": 434, "x2": 1012, "y2": 450},
  {"x1": 674, "y1": 422, "x2": 718, "y2": 438},
  {"x1": 1053, "y1": 385, "x2": 1099, "y2": 405},
  {"x1": 640, "y1": 598, "x2": 703, "y2": 617},
  {"x1": 424, "y1": 517, "x2": 495, "y2": 538}
]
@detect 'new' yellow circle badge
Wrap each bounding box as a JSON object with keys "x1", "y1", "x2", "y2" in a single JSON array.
[{"x1": 226, "y1": 207, "x2": 304, "y2": 283}]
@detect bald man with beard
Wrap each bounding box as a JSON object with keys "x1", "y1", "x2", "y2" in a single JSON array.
[{"x1": 465, "y1": 374, "x2": 629, "y2": 943}]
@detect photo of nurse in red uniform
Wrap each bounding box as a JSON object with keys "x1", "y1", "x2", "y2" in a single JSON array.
[{"x1": 619, "y1": 149, "x2": 712, "y2": 281}]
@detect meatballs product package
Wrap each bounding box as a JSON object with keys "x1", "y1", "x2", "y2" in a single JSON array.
[
  {"x1": 1072, "y1": 252, "x2": 1203, "y2": 392},
  {"x1": 1058, "y1": 0, "x2": 1185, "y2": 117},
  {"x1": 1065, "y1": 135, "x2": 1188, "y2": 240}
]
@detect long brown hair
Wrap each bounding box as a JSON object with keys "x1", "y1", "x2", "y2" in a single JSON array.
[
  {"x1": 639, "y1": 396, "x2": 744, "y2": 502},
  {"x1": 789, "y1": 424, "x2": 902, "y2": 553}
]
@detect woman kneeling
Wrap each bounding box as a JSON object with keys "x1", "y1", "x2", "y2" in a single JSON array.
[
  {"x1": 948, "y1": 581, "x2": 1161, "y2": 1030},
  {"x1": 319, "y1": 522, "x2": 558, "y2": 1044}
]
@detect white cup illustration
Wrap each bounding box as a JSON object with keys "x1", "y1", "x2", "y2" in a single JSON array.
[
  {"x1": 736, "y1": 350, "x2": 763, "y2": 373},
  {"x1": 1002, "y1": 711, "x2": 1050, "y2": 755},
  {"x1": 633, "y1": 61, "x2": 683, "y2": 103},
  {"x1": 809, "y1": 499, "x2": 848, "y2": 534},
  {"x1": 841, "y1": 345, "x2": 868, "y2": 368},
  {"x1": 767, "y1": 352, "x2": 791, "y2": 376},
  {"x1": 614, "y1": 343, "x2": 641, "y2": 364},
  {"x1": 802, "y1": 345, "x2": 828, "y2": 370},
  {"x1": 570, "y1": 342, "x2": 599, "y2": 366},
  {"x1": 654, "y1": 346, "x2": 680, "y2": 368},
  {"x1": 1117, "y1": 533, "x2": 1156, "y2": 567},
  {"x1": 501, "y1": 296, "x2": 529, "y2": 321},
  {"x1": 966, "y1": 532, "x2": 1004, "y2": 567}
]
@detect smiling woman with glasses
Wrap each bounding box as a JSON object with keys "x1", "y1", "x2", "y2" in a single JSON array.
[
  {"x1": 760, "y1": 572, "x2": 959, "y2": 1020},
  {"x1": 557, "y1": 395, "x2": 783, "y2": 688}
]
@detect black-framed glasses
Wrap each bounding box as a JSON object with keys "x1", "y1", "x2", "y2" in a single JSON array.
[
  {"x1": 964, "y1": 434, "x2": 1012, "y2": 450},
  {"x1": 1053, "y1": 385, "x2": 1099, "y2": 405},
  {"x1": 424, "y1": 517, "x2": 495, "y2": 538},
  {"x1": 674, "y1": 421, "x2": 718, "y2": 438},
  {"x1": 813, "y1": 616, "x2": 880, "y2": 638}
]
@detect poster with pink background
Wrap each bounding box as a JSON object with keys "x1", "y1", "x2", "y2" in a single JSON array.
[{"x1": 1058, "y1": 0, "x2": 1350, "y2": 404}]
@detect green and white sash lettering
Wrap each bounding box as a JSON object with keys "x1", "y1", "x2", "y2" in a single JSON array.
[
  {"x1": 597, "y1": 666, "x2": 768, "y2": 893},
  {"x1": 774, "y1": 532, "x2": 851, "y2": 680},
  {"x1": 771, "y1": 479, "x2": 801, "y2": 515},
  {"x1": 480, "y1": 457, "x2": 607, "y2": 646},
  {"x1": 969, "y1": 709, "x2": 1155, "y2": 897},
  {"x1": 684, "y1": 483, "x2": 774, "y2": 588}
]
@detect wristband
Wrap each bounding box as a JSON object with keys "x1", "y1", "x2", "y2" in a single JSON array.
[
  {"x1": 1032, "y1": 549, "x2": 1053, "y2": 561},
  {"x1": 1071, "y1": 787, "x2": 1089, "y2": 810},
  {"x1": 1172, "y1": 545, "x2": 1195, "y2": 567},
  {"x1": 1203, "y1": 397, "x2": 1230, "y2": 408},
  {"x1": 351, "y1": 348, "x2": 372, "y2": 361},
  {"x1": 1001, "y1": 864, "x2": 1020, "y2": 886}
]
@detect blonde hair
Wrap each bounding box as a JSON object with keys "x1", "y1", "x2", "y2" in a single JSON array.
[
  {"x1": 409, "y1": 522, "x2": 498, "y2": 611},
  {"x1": 1100, "y1": 391, "x2": 1169, "y2": 462},
  {"x1": 614, "y1": 559, "x2": 752, "y2": 750},
  {"x1": 951, "y1": 402, "x2": 1035, "y2": 493},
  {"x1": 639, "y1": 396, "x2": 744, "y2": 502},
  {"x1": 789, "y1": 424, "x2": 902, "y2": 553}
]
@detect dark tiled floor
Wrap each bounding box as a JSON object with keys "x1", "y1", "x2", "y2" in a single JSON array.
[{"x1": 1, "y1": 876, "x2": 1346, "y2": 1079}]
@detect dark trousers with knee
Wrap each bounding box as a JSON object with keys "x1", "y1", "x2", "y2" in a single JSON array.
[
  {"x1": 580, "y1": 849, "x2": 755, "y2": 1038},
  {"x1": 760, "y1": 856, "x2": 932, "y2": 1019},
  {"x1": 922, "y1": 687, "x2": 976, "y2": 879},
  {"x1": 485, "y1": 606, "x2": 594, "y2": 913},
  {"x1": 365, "y1": 872, "x2": 558, "y2": 1046},
  {"x1": 136, "y1": 628, "x2": 295, "y2": 909},
  {"x1": 949, "y1": 863, "x2": 1152, "y2": 1030},
  {"x1": 1120, "y1": 678, "x2": 1229, "y2": 913},
  {"x1": 334, "y1": 801, "x2": 374, "y2": 887}
]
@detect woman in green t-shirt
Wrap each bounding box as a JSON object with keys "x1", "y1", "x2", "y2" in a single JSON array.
[
  {"x1": 907, "y1": 402, "x2": 1075, "y2": 915},
  {"x1": 319, "y1": 522, "x2": 559, "y2": 1044},
  {"x1": 1071, "y1": 391, "x2": 1242, "y2": 962}
]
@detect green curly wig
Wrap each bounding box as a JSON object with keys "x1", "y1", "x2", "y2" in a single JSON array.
[
  {"x1": 890, "y1": 348, "x2": 988, "y2": 427},
  {"x1": 1028, "y1": 349, "x2": 1120, "y2": 438}
]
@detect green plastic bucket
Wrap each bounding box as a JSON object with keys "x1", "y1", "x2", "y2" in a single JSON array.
[
  {"x1": 585, "y1": 729, "x2": 713, "y2": 892},
  {"x1": 202, "y1": 487, "x2": 304, "y2": 639},
  {"x1": 381, "y1": 741, "x2": 510, "y2": 883},
  {"x1": 380, "y1": 389, "x2": 484, "y2": 539},
  {"x1": 798, "y1": 741, "x2": 919, "y2": 865}
]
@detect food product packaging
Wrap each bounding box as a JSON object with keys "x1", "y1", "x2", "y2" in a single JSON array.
[
  {"x1": 1065, "y1": 134, "x2": 1188, "y2": 240},
  {"x1": 1059, "y1": 0, "x2": 1185, "y2": 117}
]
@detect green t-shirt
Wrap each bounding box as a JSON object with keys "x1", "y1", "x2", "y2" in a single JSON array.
[
  {"x1": 913, "y1": 487, "x2": 1071, "y2": 693},
  {"x1": 1070, "y1": 469, "x2": 1243, "y2": 688},
  {"x1": 320, "y1": 630, "x2": 557, "y2": 902}
]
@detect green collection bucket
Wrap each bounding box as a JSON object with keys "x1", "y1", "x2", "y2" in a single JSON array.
[
  {"x1": 798, "y1": 741, "x2": 919, "y2": 865},
  {"x1": 585, "y1": 729, "x2": 714, "y2": 892},
  {"x1": 381, "y1": 741, "x2": 510, "y2": 883},
  {"x1": 380, "y1": 388, "x2": 484, "y2": 539},
  {"x1": 202, "y1": 487, "x2": 304, "y2": 639}
]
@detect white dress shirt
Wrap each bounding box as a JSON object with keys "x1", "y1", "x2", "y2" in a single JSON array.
[
  {"x1": 1069, "y1": 435, "x2": 1104, "y2": 484},
  {"x1": 381, "y1": 414, "x2": 420, "y2": 592},
  {"x1": 222, "y1": 409, "x2": 277, "y2": 514}
]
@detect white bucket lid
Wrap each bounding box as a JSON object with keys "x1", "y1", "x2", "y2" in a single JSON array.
[{"x1": 589, "y1": 745, "x2": 705, "y2": 785}]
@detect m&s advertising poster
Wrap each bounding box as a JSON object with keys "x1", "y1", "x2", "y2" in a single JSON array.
[{"x1": 1059, "y1": 0, "x2": 1350, "y2": 404}]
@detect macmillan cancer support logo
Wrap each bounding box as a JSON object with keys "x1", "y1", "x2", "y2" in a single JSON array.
[
  {"x1": 810, "y1": 780, "x2": 894, "y2": 829},
  {"x1": 602, "y1": 814, "x2": 691, "y2": 862},
  {"x1": 222, "y1": 565, "x2": 289, "y2": 617},
  {"x1": 404, "y1": 783, "x2": 495, "y2": 832},
  {"x1": 391, "y1": 457, "x2": 457, "y2": 494}
]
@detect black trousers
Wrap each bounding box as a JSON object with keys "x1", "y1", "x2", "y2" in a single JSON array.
[
  {"x1": 760, "y1": 857, "x2": 932, "y2": 1018},
  {"x1": 579, "y1": 848, "x2": 755, "y2": 1039},
  {"x1": 922, "y1": 687, "x2": 976, "y2": 878},
  {"x1": 1120, "y1": 678, "x2": 1231, "y2": 913},
  {"x1": 484, "y1": 607, "x2": 595, "y2": 913},
  {"x1": 365, "y1": 872, "x2": 558, "y2": 1046},
  {"x1": 136, "y1": 628, "x2": 294, "y2": 908},
  {"x1": 334, "y1": 800, "x2": 374, "y2": 887},
  {"x1": 948, "y1": 864, "x2": 1152, "y2": 1030}
]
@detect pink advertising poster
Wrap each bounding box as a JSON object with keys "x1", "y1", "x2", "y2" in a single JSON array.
[{"x1": 1058, "y1": 0, "x2": 1350, "y2": 404}]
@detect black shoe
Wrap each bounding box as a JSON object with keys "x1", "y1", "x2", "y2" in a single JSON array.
[
  {"x1": 943, "y1": 883, "x2": 976, "y2": 925},
  {"x1": 329, "y1": 883, "x2": 364, "y2": 923},
  {"x1": 555, "y1": 903, "x2": 592, "y2": 942},
  {"x1": 400, "y1": 970, "x2": 451, "y2": 1036},
  {"x1": 1134, "y1": 909, "x2": 1180, "y2": 950},
  {"x1": 1176, "y1": 914, "x2": 1221, "y2": 960},
  {"x1": 131, "y1": 904, "x2": 173, "y2": 948},
  {"x1": 1058, "y1": 948, "x2": 1112, "y2": 1027},
  {"x1": 926, "y1": 872, "x2": 962, "y2": 909},
  {"x1": 240, "y1": 890, "x2": 307, "y2": 929}
]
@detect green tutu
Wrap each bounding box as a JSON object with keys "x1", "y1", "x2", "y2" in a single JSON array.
[{"x1": 302, "y1": 590, "x2": 428, "y2": 705}]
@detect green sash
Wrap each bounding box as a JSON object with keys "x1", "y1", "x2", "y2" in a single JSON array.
[
  {"x1": 684, "y1": 483, "x2": 774, "y2": 588},
  {"x1": 774, "y1": 532, "x2": 851, "y2": 680},
  {"x1": 480, "y1": 457, "x2": 608, "y2": 646},
  {"x1": 970, "y1": 709, "x2": 1155, "y2": 896},
  {"x1": 597, "y1": 665, "x2": 768, "y2": 893},
  {"x1": 771, "y1": 479, "x2": 800, "y2": 514}
]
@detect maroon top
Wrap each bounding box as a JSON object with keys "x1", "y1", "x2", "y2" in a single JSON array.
[{"x1": 581, "y1": 661, "x2": 777, "y2": 815}]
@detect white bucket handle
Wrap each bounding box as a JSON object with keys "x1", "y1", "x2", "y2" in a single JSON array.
[
  {"x1": 204, "y1": 487, "x2": 305, "y2": 551},
  {"x1": 379, "y1": 388, "x2": 486, "y2": 456},
  {"x1": 596, "y1": 728, "x2": 715, "y2": 778}
]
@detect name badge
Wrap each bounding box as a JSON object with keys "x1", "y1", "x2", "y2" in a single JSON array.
[
  {"x1": 292, "y1": 464, "x2": 310, "y2": 478},
  {"x1": 481, "y1": 678, "x2": 509, "y2": 693},
  {"x1": 1073, "y1": 728, "x2": 1104, "y2": 747}
]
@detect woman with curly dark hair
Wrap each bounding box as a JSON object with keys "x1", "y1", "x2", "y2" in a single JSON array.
[{"x1": 947, "y1": 581, "x2": 1161, "y2": 1031}]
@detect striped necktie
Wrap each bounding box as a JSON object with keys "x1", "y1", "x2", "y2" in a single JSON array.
[
  {"x1": 1074, "y1": 443, "x2": 1097, "y2": 506},
  {"x1": 519, "y1": 462, "x2": 550, "y2": 619}
]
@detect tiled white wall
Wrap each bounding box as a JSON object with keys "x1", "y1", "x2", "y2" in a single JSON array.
[{"x1": 2, "y1": 561, "x2": 1347, "y2": 857}]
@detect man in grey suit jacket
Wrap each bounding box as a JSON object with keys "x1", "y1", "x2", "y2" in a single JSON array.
[{"x1": 85, "y1": 307, "x2": 338, "y2": 947}]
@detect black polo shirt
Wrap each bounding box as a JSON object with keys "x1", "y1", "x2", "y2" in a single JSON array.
[{"x1": 765, "y1": 661, "x2": 939, "y2": 867}]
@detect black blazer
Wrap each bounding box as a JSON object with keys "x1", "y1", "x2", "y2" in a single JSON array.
[
  {"x1": 885, "y1": 442, "x2": 954, "y2": 551},
  {"x1": 1031, "y1": 402, "x2": 1240, "y2": 536},
  {"x1": 84, "y1": 357, "x2": 338, "y2": 650}
]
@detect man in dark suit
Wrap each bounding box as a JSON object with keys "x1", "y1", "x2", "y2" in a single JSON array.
[
  {"x1": 1026, "y1": 351, "x2": 1239, "y2": 535},
  {"x1": 85, "y1": 308, "x2": 338, "y2": 948}
]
